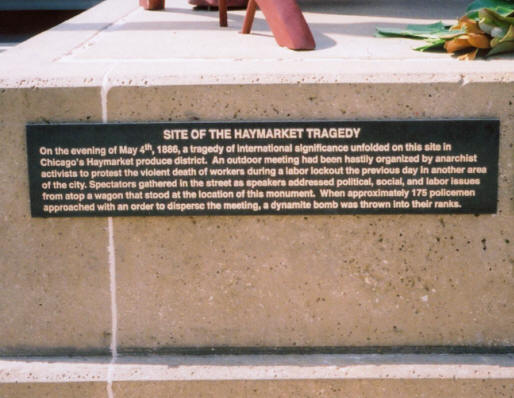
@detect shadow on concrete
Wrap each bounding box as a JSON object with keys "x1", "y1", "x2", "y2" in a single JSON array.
[
  {"x1": 51, "y1": 17, "x2": 421, "y2": 53},
  {"x1": 43, "y1": 2, "x2": 514, "y2": 55},
  {"x1": 0, "y1": 10, "x2": 83, "y2": 34},
  {"x1": 298, "y1": 0, "x2": 469, "y2": 20},
  {"x1": 52, "y1": 6, "x2": 339, "y2": 50},
  {"x1": 2, "y1": 347, "x2": 514, "y2": 368},
  {"x1": 3, "y1": 345, "x2": 514, "y2": 359}
]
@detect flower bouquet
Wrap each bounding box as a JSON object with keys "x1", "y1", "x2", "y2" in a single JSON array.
[{"x1": 376, "y1": 0, "x2": 514, "y2": 59}]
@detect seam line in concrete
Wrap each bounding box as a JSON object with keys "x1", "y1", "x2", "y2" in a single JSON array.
[
  {"x1": 102, "y1": 63, "x2": 117, "y2": 398},
  {"x1": 107, "y1": 217, "x2": 117, "y2": 398},
  {"x1": 59, "y1": 57, "x2": 465, "y2": 63},
  {"x1": 107, "y1": 217, "x2": 118, "y2": 359}
]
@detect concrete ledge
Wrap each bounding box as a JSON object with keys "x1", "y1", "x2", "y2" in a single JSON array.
[
  {"x1": 0, "y1": 0, "x2": 513, "y2": 87},
  {"x1": 1, "y1": 355, "x2": 513, "y2": 397},
  {"x1": 1, "y1": 354, "x2": 513, "y2": 382}
]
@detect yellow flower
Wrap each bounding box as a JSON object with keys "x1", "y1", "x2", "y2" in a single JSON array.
[
  {"x1": 444, "y1": 33, "x2": 491, "y2": 52},
  {"x1": 444, "y1": 16, "x2": 491, "y2": 59},
  {"x1": 450, "y1": 16, "x2": 483, "y2": 34}
]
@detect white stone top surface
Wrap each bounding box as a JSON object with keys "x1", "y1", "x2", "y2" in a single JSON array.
[{"x1": 0, "y1": 0, "x2": 512, "y2": 87}]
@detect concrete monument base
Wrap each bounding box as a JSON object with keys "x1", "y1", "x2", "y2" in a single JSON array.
[{"x1": 0, "y1": 0, "x2": 512, "y2": 396}]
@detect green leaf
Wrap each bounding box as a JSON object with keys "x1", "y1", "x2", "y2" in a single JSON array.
[
  {"x1": 467, "y1": 0, "x2": 514, "y2": 19},
  {"x1": 479, "y1": 7, "x2": 514, "y2": 26},
  {"x1": 487, "y1": 39, "x2": 514, "y2": 55},
  {"x1": 487, "y1": 23, "x2": 514, "y2": 55},
  {"x1": 494, "y1": 22, "x2": 514, "y2": 42},
  {"x1": 376, "y1": 21, "x2": 453, "y2": 40},
  {"x1": 414, "y1": 38, "x2": 447, "y2": 51}
]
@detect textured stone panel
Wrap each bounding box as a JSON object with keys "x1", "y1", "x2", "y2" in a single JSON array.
[
  {"x1": 0, "y1": 88, "x2": 111, "y2": 354},
  {"x1": 113, "y1": 379, "x2": 514, "y2": 398},
  {"x1": 108, "y1": 82, "x2": 512, "y2": 349}
]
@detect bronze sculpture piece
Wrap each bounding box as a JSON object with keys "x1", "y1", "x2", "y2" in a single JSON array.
[{"x1": 241, "y1": 0, "x2": 315, "y2": 50}]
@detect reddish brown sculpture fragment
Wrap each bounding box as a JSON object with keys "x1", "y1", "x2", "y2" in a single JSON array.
[
  {"x1": 242, "y1": 0, "x2": 315, "y2": 50},
  {"x1": 219, "y1": 0, "x2": 227, "y2": 27},
  {"x1": 139, "y1": 0, "x2": 165, "y2": 10}
]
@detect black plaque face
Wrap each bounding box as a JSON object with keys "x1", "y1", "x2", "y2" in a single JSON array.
[{"x1": 26, "y1": 120, "x2": 499, "y2": 217}]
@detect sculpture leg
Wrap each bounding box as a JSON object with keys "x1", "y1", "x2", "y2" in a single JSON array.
[
  {"x1": 243, "y1": 0, "x2": 315, "y2": 50},
  {"x1": 139, "y1": 0, "x2": 165, "y2": 10},
  {"x1": 219, "y1": 0, "x2": 227, "y2": 27},
  {"x1": 241, "y1": 0, "x2": 257, "y2": 34}
]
